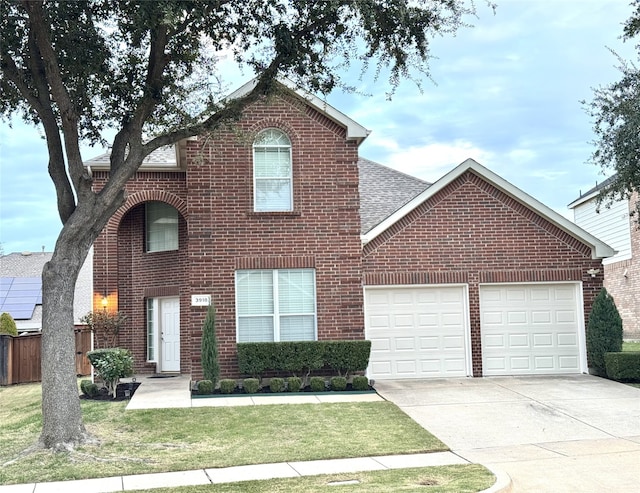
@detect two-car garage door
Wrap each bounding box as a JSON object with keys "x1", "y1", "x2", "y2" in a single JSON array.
[{"x1": 365, "y1": 283, "x2": 584, "y2": 380}]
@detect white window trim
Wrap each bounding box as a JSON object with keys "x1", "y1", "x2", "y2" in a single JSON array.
[
  {"x1": 252, "y1": 129, "x2": 293, "y2": 212},
  {"x1": 146, "y1": 298, "x2": 159, "y2": 363},
  {"x1": 235, "y1": 269, "x2": 317, "y2": 342}
]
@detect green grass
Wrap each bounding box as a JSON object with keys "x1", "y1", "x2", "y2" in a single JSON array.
[
  {"x1": 0, "y1": 382, "x2": 453, "y2": 486},
  {"x1": 622, "y1": 341, "x2": 640, "y2": 352},
  {"x1": 133, "y1": 465, "x2": 495, "y2": 493}
]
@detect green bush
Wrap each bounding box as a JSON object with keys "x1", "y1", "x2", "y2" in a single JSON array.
[
  {"x1": 586, "y1": 288, "x2": 623, "y2": 372},
  {"x1": 287, "y1": 376, "x2": 302, "y2": 392},
  {"x1": 269, "y1": 377, "x2": 285, "y2": 393},
  {"x1": 243, "y1": 378, "x2": 260, "y2": 394},
  {"x1": 275, "y1": 341, "x2": 325, "y2": 384},
  {"x1": 80, "y1": 379, "x2": 99, "y2": 397},
  {"x1": 324, "y1": 340, "x2": 372, "y2": 378},
  {"x1": 604, "y1": 352, "x2": 640, "y2": 382},
  {"x1": 0, "y1": 312, "x2": 18, "y2": 336},
  {"x1": 330, "y1": 376, "x2": 347, "y2": 391},
  {"x1": 237, "y1": 343, "x2": 274, "y2": 379},
  {"x1": 219, "y1": 379, "x2": 236, "y2": 394},
  {"x1": 86, "y1": 348, "x2": 134, "y2": 398},
  {"x1": 351, "y1": 375, "x2": 370, "y2": 391},
  {"x1": 201, "y1": 305, "x2": 220, "y2": 387},
  {"x1": 309, "y1": 376, "x2": 326, "y2": 392},
  {"x1": 197, "y1": 379, "x2": 214, "y2": 395}
]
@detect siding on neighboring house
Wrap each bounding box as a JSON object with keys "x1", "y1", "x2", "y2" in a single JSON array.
[
  {"x1": 572, "y1": 197, "x2": 631, "y2": 265},
  {"x1": 570, "y1": 190, "x2": 639, "y2": 340}
]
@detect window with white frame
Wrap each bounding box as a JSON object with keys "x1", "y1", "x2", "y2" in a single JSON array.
[
  {"x1": 146, "y1": 201, "x2": 178, "y2": 252},
  {"x1": 253, "y1": 128, "x2": 292, "y2": 211},
  {"x1": 146, "y1": 298, "x2": 157, "y2": 362},
  {"x1": 236, "y1": 269, "x2": 316, "y2": 342}
]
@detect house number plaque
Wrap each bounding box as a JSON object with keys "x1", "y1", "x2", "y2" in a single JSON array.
[{"x1": 191, "y1": 294, "x2": 211, "y2": 306}]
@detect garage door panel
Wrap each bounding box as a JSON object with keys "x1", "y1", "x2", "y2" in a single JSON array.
[
  {"x1": 481, "y1": 283, "x2": 583, "y2": 376},
  {"x1": 370, "y1": 337, "x2": 390, "y2": 351},
  {"x1": 365, "y1": 286, "x2": 469, "y2": 380}
]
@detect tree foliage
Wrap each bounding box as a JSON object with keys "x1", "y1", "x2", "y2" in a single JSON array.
[
  {"x1": 0, "y1": 312, "x2": 18, "y2": 336},
  {"x1": 0, "y1": 0, "x2": 491, "y2": 450},
  {"x1": 80, "y1": 310, "x2": 128, "y2": 348},
  {"x1": 583, "y1": 1, "x2": 640, "y2": 219},
  {"x1": 586, "y1": 288, "x2": 623, "y2": 372}
]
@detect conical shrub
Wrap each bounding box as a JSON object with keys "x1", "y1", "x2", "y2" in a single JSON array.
[{"x1": 586, "y1": 287, "x2": 623, "y2": 372}]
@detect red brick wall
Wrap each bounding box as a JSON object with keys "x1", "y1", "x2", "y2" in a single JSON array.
[
  {"x1": 92, "y1": 93, "x2": 364, "y2": 378},
  {"x1": 363, "y1": 170, "x2": 605, "y2": 376},
  {"x1": 604, "y1": 191, "x2": 640, "y2": 340}
]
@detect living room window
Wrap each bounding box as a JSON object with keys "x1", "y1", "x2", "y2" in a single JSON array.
[
  {"x1": 236, "y1": 269, "x2": 316, "y2": 342},
  {"x1": 253, "y1": 128, "x2": 292, "y2": 211},
  {"x1": 146, "y1": 201, "x2": 178, "y2": 252}
]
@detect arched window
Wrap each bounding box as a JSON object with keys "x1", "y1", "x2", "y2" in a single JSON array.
[{"x1": 253, "y1": 128, "x2": 292, "y2": 211}]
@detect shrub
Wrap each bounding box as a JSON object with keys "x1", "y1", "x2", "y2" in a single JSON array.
[
  {"x1": 80, "y1": 379, "x2": 99, "y2": 397},
  {"x1": 324, "y1": 340, "x2": 372, "y2": 378},
  {"x1": 219, "y1": 379, "x2": 236, "y2": 394},
  {"x1": 287, "y1": 376, "x2": 302, "y2": 392},
  {"x1": 201, "y1": 305, "x2": 220, "y2": 387},
  {"x1": 86, "y1": 348, "x2": 134, "y2": 398},
  {"x1": 351, "y1": 375, "x2": 370, "y2": 391},
  {"x1": 604, "y1": 352, "x2": 640, "y2": 382},
  {"x1": 81, "y1": 310, "x2": 127, "y2": 348},
  {"x1": 586, "y1": 288, "x2": 623, "y2": 372},
  {"x1": 330, "y1": 376, "x2": 347, "y2": 391},
  {"x1": 243, "y1": 378, "x2": 260, "y2": 394},
  {"x1": 269, "y1": 377, "x2": 285, "y2": 393},
  {"x1": 237, "y1": 343, "x2": 274, "y2": 380},
  {"x1": 197, "y1": 379, "x2": 214, "y2": 395},
  {"x1": 0, "y1": 312, "x2": 17, "y2": 336},
  {"x1": 309, "y1": 376, "x2": 326, "y2": 392},
  {"x1": 275, "y1": 341, "x2": 325, "y2": 385}
]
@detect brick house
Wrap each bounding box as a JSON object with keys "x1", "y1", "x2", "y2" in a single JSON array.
[
  {"x1": 89, "y1": 80, "x2": 614, "y2": 380},
  {"x1": 569, "y1": 183, "x2": 640, "y2": 340}
]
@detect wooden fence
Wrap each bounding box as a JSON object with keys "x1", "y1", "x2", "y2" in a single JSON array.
[{"x1": 0, "y1": 329, "x2": 91, "y2": 385}]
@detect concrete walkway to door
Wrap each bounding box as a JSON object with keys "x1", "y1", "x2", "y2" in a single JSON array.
[{"x1": 374, "y1": 375, "x2": 640, "y2": 493}]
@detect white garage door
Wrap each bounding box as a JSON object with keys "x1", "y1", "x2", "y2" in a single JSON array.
[
  {"x1": 365, "y1": 286, "x2": 470, "y2": 380},
  {"x1": 480, "y1": 283, "x2": 584, "y2": 376}
]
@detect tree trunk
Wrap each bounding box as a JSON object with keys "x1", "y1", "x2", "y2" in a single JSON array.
[{"x1": 40, "y1": 237, "x2": 92, "y2": 450}]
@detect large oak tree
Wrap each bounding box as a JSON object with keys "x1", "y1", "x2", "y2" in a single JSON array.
[
  {"x1": 0, "y1": 0, "x2": 491, "y2": 450},
  {"x1": 584, "y1": 1, "x2": 640, "y2": 217}
]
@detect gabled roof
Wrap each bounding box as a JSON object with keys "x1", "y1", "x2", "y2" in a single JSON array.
[
  {"x1": 362, "y1": 158, "x2": 616, "y2": 260},
  {"x1": 567, "y1": 175, "x2": 617, "y2": 209},
  {"x1": 358, "y1": 158, "x2": 430, "y2": 234},
  {"x1": 228, "y1": 78, "x2": 370, "y2": 143},
  {"x1": 85, "y1": 145, "x2": 180, "y2": 171}
]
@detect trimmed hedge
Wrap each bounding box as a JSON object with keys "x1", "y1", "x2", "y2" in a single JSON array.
[
  {"x1": 237, "y1": 340, "x2": 372, "y2": 380},
  {"x1": 604, "y1": 352, "x2": 640, "y2": 382},
  {"x1": 586, "y1": 288, "x2": 623, "y2": 372}
]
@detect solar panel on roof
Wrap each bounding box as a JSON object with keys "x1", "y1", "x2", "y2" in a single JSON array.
[{"x1": 0, "y1": 276, "x2": 42, "y2": 320}]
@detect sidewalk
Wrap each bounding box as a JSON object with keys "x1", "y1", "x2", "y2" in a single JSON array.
[
  {"x1": 0, "y1": 376, "x2": 511, "y2": 492},
  {"x1": 1, "y1": 452, "x2": 509, "y2": 493}
]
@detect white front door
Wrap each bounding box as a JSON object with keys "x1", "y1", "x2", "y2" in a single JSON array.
[{"x1": 160, "y1": 297, "x2": 180, "y2": 372}]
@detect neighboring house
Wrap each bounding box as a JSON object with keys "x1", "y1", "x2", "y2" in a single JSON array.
[
  {"x1": 568, "y1": 182, "x2": 639, "y2": 340},
  {"x1": 0, "y1": 250, "x2": 93, "y2": 332},
  {"x1": 89, "y1": 79, "x2": 614, "y2": 380}
]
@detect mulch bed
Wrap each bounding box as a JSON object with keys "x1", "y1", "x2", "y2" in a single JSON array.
[
  {"x1": 80, "y1": 381, "x2": 141, "y2": 401},
  {"x1": 192, "y1": 383, "x2": 375, "y2": 397}
]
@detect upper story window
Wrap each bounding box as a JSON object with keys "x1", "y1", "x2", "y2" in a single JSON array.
[
  {"x1": 253, "y1": 128, "x2": 292, "y2": 212},
  {"x1": 146, "y1": 201, "x2": 178, "y2": 252}
]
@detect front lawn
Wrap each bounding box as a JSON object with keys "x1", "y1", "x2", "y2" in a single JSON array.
[
  {"x1": 622, "y1": 341, "x2": 640, "y2": 352},
  {"x1": 0, "y1": 382, "x2": 465, "y2": 486}
]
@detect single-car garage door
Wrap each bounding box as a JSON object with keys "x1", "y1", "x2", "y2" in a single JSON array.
[
  {"x1": 480, "y1": 283, "x2": 584, "y2": 376},
  {"x1": 365, "y1": 285, "x2": 470, "y2": 380}
]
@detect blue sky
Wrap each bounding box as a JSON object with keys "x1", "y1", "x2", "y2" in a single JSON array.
[{"x1": 0, "y1": 0, "x2": 636, "y2": 254}]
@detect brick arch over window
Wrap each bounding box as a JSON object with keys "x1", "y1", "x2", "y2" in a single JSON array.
[
  {"x1": 248, "y1": 119, "x2": 301, "y2": 148},
  {"x1": 104, "y1": 191, "x2": 188, "y2": 235}
]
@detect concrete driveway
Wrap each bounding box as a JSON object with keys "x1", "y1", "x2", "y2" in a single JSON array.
[{"x1": 374, "y1": 375, "x2": 640, "y2": 492}]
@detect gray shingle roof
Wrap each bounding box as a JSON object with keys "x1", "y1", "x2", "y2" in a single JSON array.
[
  {"x1": 358, "y1": 158, "x2": 430, "y2": 234},
  {"x1": 84, "y1": 145, "x2": 177, "y2": 167}
]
